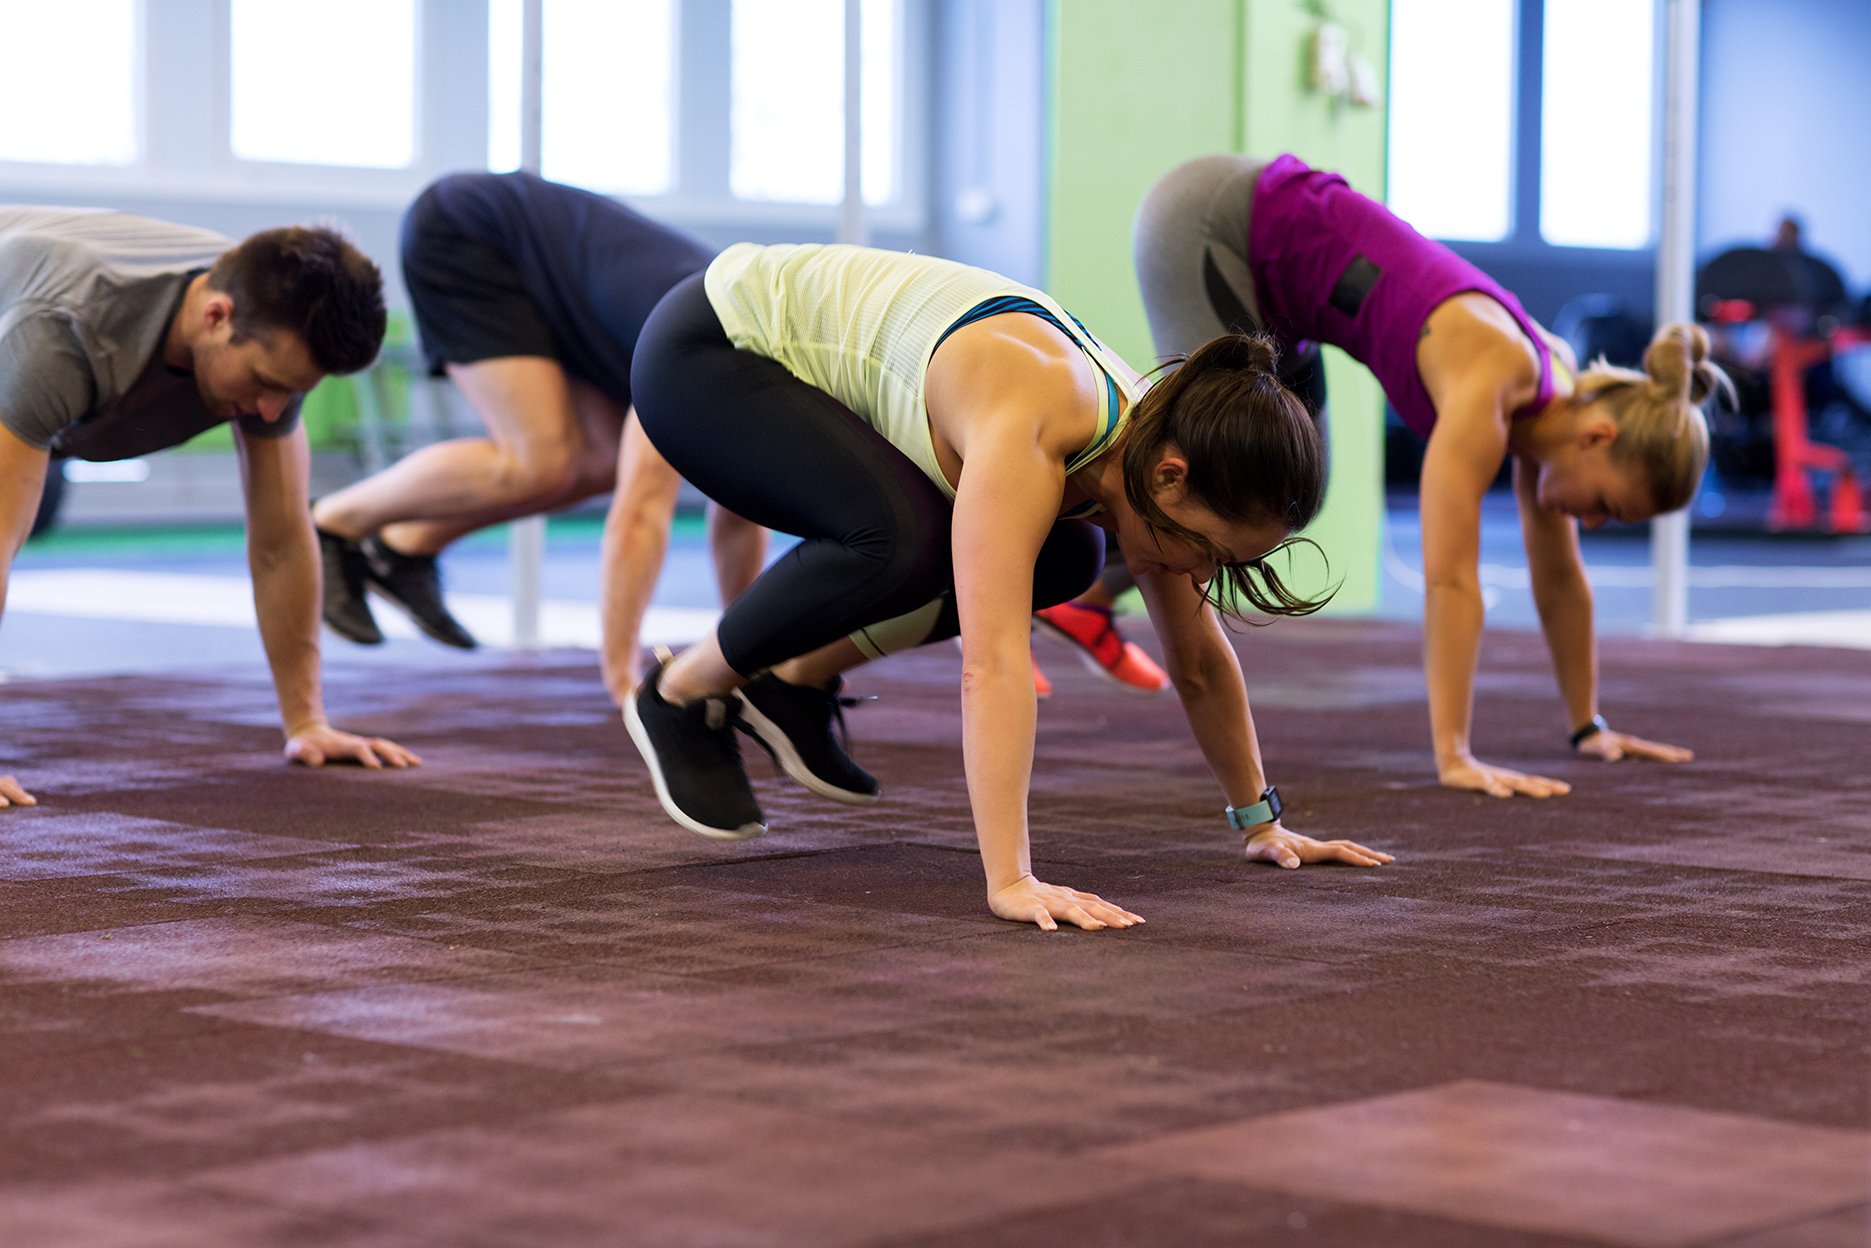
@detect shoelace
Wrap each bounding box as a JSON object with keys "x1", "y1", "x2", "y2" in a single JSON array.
[{"x1": 824, "y1": 687, "x2": 875, "y2": 753}]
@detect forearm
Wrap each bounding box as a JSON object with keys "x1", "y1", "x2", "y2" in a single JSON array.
[
  {"x1": 960, "y1": 651, "x2": 1039, "y2": 892},
  {"x1": 1532, "y1": 570, "x2": 1598, "y2": 728},
  {"x1": 250, "y1": 542, "x2": 326, "y2": 736},
  {"x1": 1423, "y1": 579, "x2": 1486, "y2": 764},
  {"x1": 598, "y1": 497, "x2": 672, "y2": 699},
  {"x1": 1169, "y1": 642, "x2": 1266, "y2": 806}
]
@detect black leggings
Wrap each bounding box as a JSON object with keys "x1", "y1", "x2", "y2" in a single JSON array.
[{"x1": 631, "y1": 274, "x2": 1104, "y2": 675}]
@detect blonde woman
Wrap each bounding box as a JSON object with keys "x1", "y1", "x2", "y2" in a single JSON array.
[{"x1": 1131, "y1": 153, "x2": 1731, "y2": 799}]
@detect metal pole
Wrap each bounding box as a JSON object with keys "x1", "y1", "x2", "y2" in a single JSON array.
[
  {"x1": 510, "y1": 0, "x2": 547, "y2": 650},
  {"x1": 1650, "y1": 0, "x2": 1699, "y2": 637},
  {"x1": 839, "y1": 0, "x2": 868, "y2": 246}
]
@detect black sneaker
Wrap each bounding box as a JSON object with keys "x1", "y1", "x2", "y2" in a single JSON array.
[
  {"x1": 624, "y1": 666, "x2": 767, "y2": 841},
  {"x1": 364, "y1": 538, "x2": 478, "y2": 650},
  {"x1": 734, "y1": 674, "x2": 881, "y2": 805},
  {"x1": 317, "y1": 527, "x2": 384, "y2": 645}
]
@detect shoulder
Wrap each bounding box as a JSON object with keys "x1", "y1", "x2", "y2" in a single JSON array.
[
  {"x1": 1423, "y1": 294, "x2": 1542, "y2": 409},
  {"x1": 0, "y1": 312, "x2": 94, "y2": 445},
  {"x1": 929, "y1": 314, "x2": 1102, "y2": 457}
]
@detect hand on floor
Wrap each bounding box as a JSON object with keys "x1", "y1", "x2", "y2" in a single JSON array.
[
  {"x1": 285, "y1": 725, "x2": 423, "y2": 770},
  {"x1": 989, "y1": 874, "x2": 1145, "y2": 932},
  {"x1": 1438, "y1": 754, "x2": 1570, "y2": 799},
  {"x1": 0, "y1": 775, "x2": 37, "y2": 808},
  {"x1": 1244, "y1": 824, "x2": 1393, "y2": 869},
  {"x1": 1574, "y1": 729, "x2": 1693, "y2": 764}
]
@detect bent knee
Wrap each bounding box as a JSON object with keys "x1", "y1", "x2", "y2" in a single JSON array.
[{"x1": 492, "y1": 443, "x2": 582, "y2": 506}]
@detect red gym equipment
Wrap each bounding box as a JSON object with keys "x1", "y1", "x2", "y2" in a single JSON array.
[{"x1": 1698, "y1": 246, "x2": 1870, "y2": 534}]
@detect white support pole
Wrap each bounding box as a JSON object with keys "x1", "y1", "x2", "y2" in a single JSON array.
[
  {"x1": 839, "y1": 0, "x2": 868, "y2": 247},
  {"x1": 1650, "y1": 0, "x2": 1700, "y2": 637},
  {"x1": 510, "y1": 0, "x2": 547, "y2": 651}
]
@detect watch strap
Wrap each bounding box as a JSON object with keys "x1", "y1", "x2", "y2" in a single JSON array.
[{"x1": 1226, "y1": 785, "x2": 1283, "y2": 830}]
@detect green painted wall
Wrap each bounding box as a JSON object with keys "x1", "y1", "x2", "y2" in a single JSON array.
[{"x1": 1046, "y1": 0, "x2": 1390, "y2": 613}]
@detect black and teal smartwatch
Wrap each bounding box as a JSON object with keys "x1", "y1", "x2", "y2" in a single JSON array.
[
  {"x1": 1225, "y1": 785, "x2": 1283, "y2": 831},
  {"x1": 1569, "y1": 714, "x2": 1609, "y2": 749}
]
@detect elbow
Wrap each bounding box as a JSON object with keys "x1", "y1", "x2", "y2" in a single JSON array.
[
  {"x1": 1423, "y1": 572, "x2": 1482, "y2": 602},
  {"x1": 959, "y1": 655, "x2": 1025, "y2": 696},
  {"x1": 1165, "y1": 648, "x2": 1229, "y2": 701}
]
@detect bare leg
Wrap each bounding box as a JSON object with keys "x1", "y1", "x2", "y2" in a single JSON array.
[
  {"x1": 313, "y1": 357, "x2": 584, "y2": 554},
  {"x1": 770, "y1": 637, "x2": 870, "y2": 690},
  {"x1": 383, "y1": 378, "x2": 624, "y2": 556},
  {"x1": 656, "y1": 632, "x2": 747, "y2": 704}
]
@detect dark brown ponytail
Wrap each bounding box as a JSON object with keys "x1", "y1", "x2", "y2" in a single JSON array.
[{"x1": 1120, "y1": 332, "x2": 1332, "y2": 619}]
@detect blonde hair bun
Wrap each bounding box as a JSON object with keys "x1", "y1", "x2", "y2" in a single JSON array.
[{"x1": 1643, "y1": 322, "x2": 1731, "y2": 408}]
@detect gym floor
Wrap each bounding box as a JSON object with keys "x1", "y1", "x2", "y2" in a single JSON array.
[
  {"x1": 2, "y1": 503, "x2": 1869, "y2": 1246},
  {"x1": 7, "y1": 491, "x2": 1871, "y2": 683}
]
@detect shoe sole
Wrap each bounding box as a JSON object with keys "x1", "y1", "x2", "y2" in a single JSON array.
[
  {"x1": 1032, "y1": 618, "x2": 1167, "y2": 695},
  {"x1": 365, "y1": 583, "x2": 478, "y2": 650},
  {"x1": 621, "y1": 698, "x2": 767, "y2": 841},
  {"x1": 733, "y1": 692, "x2": 882, "y2": 806}
]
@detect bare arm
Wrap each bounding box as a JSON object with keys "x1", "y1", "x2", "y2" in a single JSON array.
[
  {"x1": 1137, "y1": 567, "x2": 1389, "y2": 868},
  {"x1": 0, "y1": 421, "x2": 49, "y2": 808},
  {"x1": 236, "y1": 424, "x2": 420, "y2": 769},
  {"x1": 952, "y1": 426, "x2": 1141, "y2": 928},
  {"x1": 1137, "y1": 569, "x2": 1264, "y2": 798},
  {"x1": 1419, "y1": 393, "x2": 1568, "y2": 798},
  {"x1": 1513, "y1": 454, "x2": 1597, "y2": 728},
  {"x1": 0, "y1": 421, "x2": 49, "y2": 629},
  {"x1": 1513, "y1": 455, "x2": 1694, "y2": 767},
  {"x1": 598, "y1": 414, "x2": 684, "y2": 704}
]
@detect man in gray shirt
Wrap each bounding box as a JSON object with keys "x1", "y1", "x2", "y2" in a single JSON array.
[{"x1": 0, "y1": 206, "x2": 420, "y2": 806}]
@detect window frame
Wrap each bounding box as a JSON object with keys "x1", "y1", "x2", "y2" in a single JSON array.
[
  {"x1": 0, "y1": 0, "x2": 928, "y2": 235},
  {"x1": 1387, "y1": 0, "x2": 1664, "y2": 257},
  {"x1": 0, "y1": 0, "x2": 148, "y2": 176}
]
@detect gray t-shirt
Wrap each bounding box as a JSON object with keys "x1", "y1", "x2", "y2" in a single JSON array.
[{"x1": 0, "y1": 206, "x2": 300, "y2": 461}]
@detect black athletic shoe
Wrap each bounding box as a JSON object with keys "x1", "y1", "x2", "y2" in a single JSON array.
[
  {"x1": 734, "y1": 673, "x2": 881, "y2": 805},
  {"x1": 317, "y1": 527, "x2": 384, "y2": 645},
  {"x1": 624, "y1": 666, "x2": 768, "y2": 841},
  {"x1": 364, "y1": 538, "x2": 478, "y2": 650}
]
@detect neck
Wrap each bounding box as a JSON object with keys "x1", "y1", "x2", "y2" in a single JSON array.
[
  {"x1": 1505, "y1": 393, "x2": 1576, "y2": 464},
  {"x1": 1067, "y1": 444, "x2": 1132, "y2": 525},
  {"x1": 162, "y1": 272, "x2": 211, "y2": 371}
]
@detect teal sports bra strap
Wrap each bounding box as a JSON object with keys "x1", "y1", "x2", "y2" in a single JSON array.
[{"x1": 936, "y1": 295, "x2": 1124, "y2": 481}]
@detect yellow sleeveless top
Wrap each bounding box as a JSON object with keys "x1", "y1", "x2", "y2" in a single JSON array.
[{"x1": 703, "y1": 243, "x2": 1139, "y2": 502}]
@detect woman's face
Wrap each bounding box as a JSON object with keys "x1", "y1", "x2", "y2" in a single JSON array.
[
  {"x1": 1113, "y1": 464, "x2": 1290, "y2": 585},
  {"x1": 1533, "y1": 425, "x2": 1657, "y2": 529}
]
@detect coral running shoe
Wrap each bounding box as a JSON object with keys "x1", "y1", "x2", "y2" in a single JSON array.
[{"x1": 1034, "y1": 602, "x2": 1168, "y2": 694}]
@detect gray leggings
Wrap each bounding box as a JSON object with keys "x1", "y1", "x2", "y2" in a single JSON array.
[{"x1": 1132, "y1": 154, "x2": 1328, "y2": 422}]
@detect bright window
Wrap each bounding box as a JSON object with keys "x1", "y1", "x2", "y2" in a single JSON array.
[
  {"x1": 1540, "y1": 0, "x2": 1655, "y2": 248},
  {"x1": 487, "y1": 0, "x2": 676, "y2": 196},
  {"x1": 729, "y1": 0, "x2": 900, "y2": 205},
  {"x1": 1386, "y1": 0, "x2": 1516, "y2": 242},
  {"x1": 0, "y1": 0, "x2": 138, "y2": 165},
  {"x1": 229, "y1": 0, "x2": 416, "y2": 168}
]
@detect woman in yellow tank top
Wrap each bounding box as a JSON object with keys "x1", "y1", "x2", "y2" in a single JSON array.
[{"x1": 623, "y1": 245, "x2": 1391, "y2": 932}]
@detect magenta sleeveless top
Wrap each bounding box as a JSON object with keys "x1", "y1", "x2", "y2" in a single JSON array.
[{"x1": 1247, "y1": 154, "x2": 1559, "y2": 440}]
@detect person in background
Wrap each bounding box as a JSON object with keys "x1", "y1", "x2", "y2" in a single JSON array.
[
  {"x1": 311, "y1": 172, "x2": 764, "y2": 704},
  {"x1": 1125, "y1": 153, "x2": 1729, "y2": 799},
  {"x1": 0, "y1": 207, "x2": 420, "y2": 807}
]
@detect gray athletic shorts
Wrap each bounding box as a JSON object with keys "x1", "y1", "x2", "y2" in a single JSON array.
[{"x1": 1132, "y1": 154, "x2": 1327, "y2": 422}]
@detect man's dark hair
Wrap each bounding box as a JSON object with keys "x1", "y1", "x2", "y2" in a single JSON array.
[{"x1": 207, "y1": 226, "x2": 386, "y2": 374}]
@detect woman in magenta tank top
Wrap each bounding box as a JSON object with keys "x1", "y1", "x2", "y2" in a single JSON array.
[{"x1": 1133, "y1": 153, "x2": 1730, "y2": 801}]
